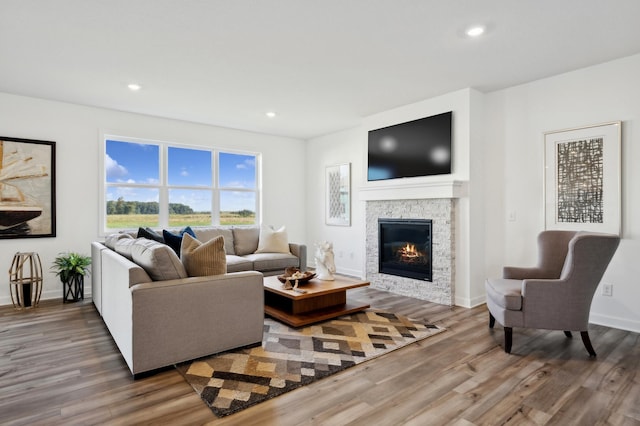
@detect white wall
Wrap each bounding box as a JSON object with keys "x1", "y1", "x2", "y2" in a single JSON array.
[
  {"x1": 4, "y1": 52, "x2": 638, "y2": 332},
  {"x1": 360, "y1": 89, "x2": 481, "y2": 307},
  {"x1": 484, "y1": 53, "x2": 640, "y2": 332},
  {"x1": 0, "y1": 92, "x2": 306, "y2": 305},
  {"x1": 306, "y1": 54, "x2": 640, "y2": 332},
  {"x1": 306, "y1": 89, "x2": 488, "y2": 307},
  {"x1": 305, "y1": 126, "x2": 365, "y2": 277}
]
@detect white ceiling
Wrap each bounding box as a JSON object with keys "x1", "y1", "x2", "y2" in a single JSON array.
[{"x1": 2, "y1": 0, "x2": 640, "y2": 140}]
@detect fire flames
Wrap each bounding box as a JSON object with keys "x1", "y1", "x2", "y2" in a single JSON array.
[{"x1": 400, "y1": 243, "x2": 420, "y2": 259}]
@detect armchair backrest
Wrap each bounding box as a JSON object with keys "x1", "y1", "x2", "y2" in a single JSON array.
[
  {"x1": 505, "y1": 230, "x2": 576, "y2": 279},
  {"x1": 536, "y1": 230, "x2": 577, "y2": 278},
  {"x1": 559, "y1": 232, "x2": 620, "y2": 283},
  {"x1": 522, "y1": 231, "x2": 620, "y2": 331}
]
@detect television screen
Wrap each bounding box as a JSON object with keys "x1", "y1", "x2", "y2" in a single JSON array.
[{"x1": 367, "y1": 111, "x2": 452, "y2": 181}]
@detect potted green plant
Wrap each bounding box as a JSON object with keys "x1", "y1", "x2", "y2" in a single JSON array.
[{"x1": 51, "y1": 252, "x2": 91, "y2": 303}]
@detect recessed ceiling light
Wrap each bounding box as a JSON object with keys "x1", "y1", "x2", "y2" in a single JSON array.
[
  {"x1": 265, "y1": 111, "x2": 276, "y2": 118},
  {"x1": 127, "y1": 83, "x2": 141, "y2": 91},
  {"x1": 466, "y1": 26, "x2": 485, "y2": 37}
]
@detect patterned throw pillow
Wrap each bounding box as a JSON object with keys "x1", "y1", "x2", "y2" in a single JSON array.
[{"x1": 181, "y1": 233, "x2": 227, "y2": 277}]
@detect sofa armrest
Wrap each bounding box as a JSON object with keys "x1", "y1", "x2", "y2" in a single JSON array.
[
  {"x1": 91, "y1": 241, "x2": 108, "y2": 315},
  {"x1": 289, "y1": 243, "x2": 307, "y2": 271},
  {"x1": 130, "y1": 271, "x2": 262, "y2": 290},
  {"x1": 129, "y1": 271, "x2": 264, "y2": 374}
]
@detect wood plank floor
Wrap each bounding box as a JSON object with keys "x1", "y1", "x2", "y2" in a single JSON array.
[{"x1": 1, "y1": 288, "x2": 639, "y2": 425}]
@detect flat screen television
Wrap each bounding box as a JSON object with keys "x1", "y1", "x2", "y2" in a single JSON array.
[{"x1": 367, "y1": 111, "x2": 452, "y2": 181}]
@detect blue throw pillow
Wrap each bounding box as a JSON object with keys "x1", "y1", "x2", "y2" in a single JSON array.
[{"x1": 162, "y1": 226, "x2": 196, "y2": 256}]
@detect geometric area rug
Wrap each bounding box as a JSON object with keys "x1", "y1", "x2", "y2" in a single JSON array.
[{"x1": 175, "y1": 310, "x2": 445, "y2": 417}]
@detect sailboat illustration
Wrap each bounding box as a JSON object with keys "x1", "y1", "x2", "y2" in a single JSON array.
[{"x1": 0, "y1": 141, "x2": 48, "y2": 230}]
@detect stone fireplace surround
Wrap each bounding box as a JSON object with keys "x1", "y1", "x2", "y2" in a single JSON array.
[{"x1": 364, "y1": 197, "x2": 456, "y2": 306}]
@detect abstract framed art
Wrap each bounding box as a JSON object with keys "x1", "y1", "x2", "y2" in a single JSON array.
[
  {"x1": 543, "y1": 121, "x2": 621, "y2": 235},
  {"x1": 325, "y1": 163, "x2": 351, "y2": 226},
  {"x1": 0, "y1": 137, "x2": 56, "y2": 238}
]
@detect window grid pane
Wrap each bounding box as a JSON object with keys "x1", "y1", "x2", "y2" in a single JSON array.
[
  {"x1": 106, "y1": 140, "x2": 160, "y2": 184},
  {"x1": 168, "y1": 189, "x2": 212, "y2": 227},
  {"x1": 168, "y1": 146, "x2": 213, "y2": 187},
  {"x1": 103, "y1": 138, "x2": 258, "y2": 231},
  {"x1": 219, "y1": 190, "x2": 256, "y2": 225},
  {"x1": 105, "y1": 186, "x2": 160, "y2": 229},
  {"x1": 218, "y1": 152, "x2": 257, "y2": 189}
]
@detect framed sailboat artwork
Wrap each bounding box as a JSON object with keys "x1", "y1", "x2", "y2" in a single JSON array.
[{"x1": 0, "y1": 137, "x2": 56, "y2": 239}]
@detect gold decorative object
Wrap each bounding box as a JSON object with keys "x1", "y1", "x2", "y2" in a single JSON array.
[{"x1": 9, "y1": 252, "x2": 43, "y2": 309}]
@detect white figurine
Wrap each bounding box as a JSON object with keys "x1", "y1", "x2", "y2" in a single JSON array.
[{"x1": 315, "y1": 241, "x2": 336, "y2": 281}]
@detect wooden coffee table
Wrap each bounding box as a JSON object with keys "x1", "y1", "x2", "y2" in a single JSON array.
[{"x1": 263, "y1": 274, "x2": 370, "y2": 327}]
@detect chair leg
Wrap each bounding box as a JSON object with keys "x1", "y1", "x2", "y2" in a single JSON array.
[
  {"x1": 581, "y1": 331, "x2": 597, "y2": 357},
  {"x1": 489, "y1": 313, "x2": 495, "y2": 328},
  {"x1": 504, "y1": 327, "x2": 512, "y2": 354},
  {"x1": 564, "y1": 331, "x2": 573, "y2": 338}
]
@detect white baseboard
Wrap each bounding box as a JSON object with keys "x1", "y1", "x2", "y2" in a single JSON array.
[
  {"x1": 0, "y1": 288, "x2": 92, "y2": 307},
  {"x1": 589, "y1": 313, "x2": 640, "y2": 333},
  {"x1": 455, "y1": 294, "x2": 486, "y2": 308},
  {"x1": 336, "y1": 267, "x2": 364, "y2": 279}
]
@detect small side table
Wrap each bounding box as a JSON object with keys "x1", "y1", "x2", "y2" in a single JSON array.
[{"x1": 9, "y1": 252, "x2": 43, "y2": 309}]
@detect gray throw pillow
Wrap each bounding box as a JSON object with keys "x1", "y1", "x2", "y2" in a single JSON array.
[
  {"x1": 194, "y1": 227, "x2": 235, "y2": 255},
  {"x1": 114, "y1": 237, "x2": 137, "y2": 260},
  {"x1": 130, "y1": 238, "x2": 187, "y2": 281},
  {"x1": 105, "y1": 232, "x2": 133, "y2": 250},
  {"x1": 232, "y1": 227, "x2": 260, "y2": 255}
]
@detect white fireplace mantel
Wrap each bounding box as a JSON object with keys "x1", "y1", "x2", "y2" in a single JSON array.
[{"x1": 358, "y1": 180, "x2": 468, "y2": 201}]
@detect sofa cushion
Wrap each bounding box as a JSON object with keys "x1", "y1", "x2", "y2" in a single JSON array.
[
  {"x1": 180, "y1": 234, "x2": 227, "y2": 277},
  {"x1": 105, "y1": 232, "x2": 133, "y2": 250},
  {"x1": 232, "y1": 227, "x2": 260, "y2": 255},
  {"x1": 255, "y1": 225, "x2": 290, "y2": 254},
  {"x1": 193, "y1": 227, "x2": 235, "y2": 255},
  {"x1": 243, "y1": 253, "x2": 300, "y2": 272},
  {"x1": 114, "y1": 237, "x2": 138, "y2": 260},
  {"x1": 137, "y1": 227, "x2": 164, "y2": 243},
  {"x1": 130, "y1": 238, "x2": 187, "y2": 281},
  {"x1": 163, "y1": 226, "x2": 196, "y2": 256},
  {"x1": 226, "y1": 255, "x2": 254, "y2": 273}
]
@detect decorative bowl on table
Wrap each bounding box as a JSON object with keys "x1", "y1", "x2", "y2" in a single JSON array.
[{"x1": 277, "y1": 268, "x2": 316, "y2": 284}]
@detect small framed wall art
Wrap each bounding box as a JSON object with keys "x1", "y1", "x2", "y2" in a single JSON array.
[
  {"x1": 325, "y1": 163, "x2": 351, "y2": 226},
  {"x1": 543, "y1": 121, "x2": 621, "y2": 235},
  {"x1": 0, "y1": 136, "x2": 56, "y2": 238}
]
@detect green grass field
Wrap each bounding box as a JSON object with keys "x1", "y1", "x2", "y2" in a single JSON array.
[{"x1": 106, "y1": 212, "x2": 256, "y2": 229}]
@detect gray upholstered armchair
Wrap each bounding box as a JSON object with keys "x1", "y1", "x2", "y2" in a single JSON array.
[{"x1": 485, "y1": 230, "x2": 620, "y2": 356}]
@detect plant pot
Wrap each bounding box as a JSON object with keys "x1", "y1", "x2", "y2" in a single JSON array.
[{"x1": 63, "y1": 275, "x2": 84, "y2": 303}]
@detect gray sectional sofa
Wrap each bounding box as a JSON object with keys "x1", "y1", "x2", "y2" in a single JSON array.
[{"x1": 91, "y1": 225, "x2": 307, "y2": 376}]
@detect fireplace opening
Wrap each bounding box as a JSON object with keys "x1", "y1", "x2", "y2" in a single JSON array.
[{"x1": 378, "y1": 218, "x2": 432, "y2": 281}]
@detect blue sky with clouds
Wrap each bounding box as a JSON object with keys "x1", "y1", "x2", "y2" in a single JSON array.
[{"x1": 106, "y1": 140, "x2": 256, "y2": 212}]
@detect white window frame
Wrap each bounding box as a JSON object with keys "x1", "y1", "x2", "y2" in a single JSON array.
[{"x1": 99, "y1": 134, "x2": 261, "y2": 235}]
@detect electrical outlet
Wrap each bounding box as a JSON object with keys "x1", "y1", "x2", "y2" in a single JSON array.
[{"x1": 602, "y1": 283, "x2": 613, "y2": 297}]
